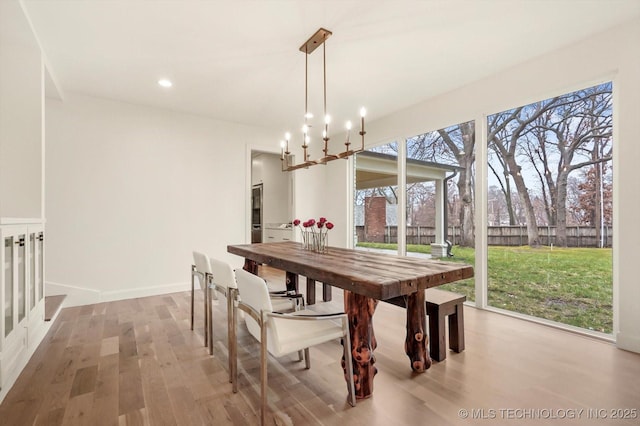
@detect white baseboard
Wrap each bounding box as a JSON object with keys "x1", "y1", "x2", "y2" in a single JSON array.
[
  {"x1": 46, "y1": 281, "x2": 101, "y2": 307},
  {"x1": 99, "y1": 282, "x2": 190, "y2": 303},
  {"x1": 45, "y1": 280, "x2": 190, "y2": 307}
]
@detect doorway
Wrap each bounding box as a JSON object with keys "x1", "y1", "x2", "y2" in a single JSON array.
[{"x1": 250, "y1": 151, "x2": 294, "y2": 243}]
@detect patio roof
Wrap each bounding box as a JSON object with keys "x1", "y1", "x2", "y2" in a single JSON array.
[{"x1": 355, "y1": 151, "x2": 462, "y2": 190}]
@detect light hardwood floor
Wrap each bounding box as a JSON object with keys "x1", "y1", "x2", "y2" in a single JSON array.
[{"x1": 1, "y1": 266, "x2": 638, "y2": 425}]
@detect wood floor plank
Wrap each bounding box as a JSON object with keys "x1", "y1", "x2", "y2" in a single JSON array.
[
  {"x1": 95, "y1": 353, "x2": 120, "y2": 399},
  {"x1": 70, "y1": 365, "x2": 99, "y2": 397},
  {"x1": 166, "y1": 385, "x2": 205, "y2": 426},
  {"x1": 118, "y1": 357, "x2": 145, "y2": 416},
  {"x1": 118, "y1": 407, "x2": 148, "y2": 426},
  {"x1": 90, "y1": 394, "x2": 119, "y2": 426},
  {"x1": 139, "y1": 357, "x2": 178, "y2": 426},
  {"x1": 35, "y1": 407, "x2": 66, "y2": 426},
  {"x1": 60, "y1": 392, "x2": 95, "y2": 425}
]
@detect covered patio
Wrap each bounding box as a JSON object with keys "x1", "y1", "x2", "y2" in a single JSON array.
[{"x1": 356, "y1": 151, "x2": 462, "y2": 257}]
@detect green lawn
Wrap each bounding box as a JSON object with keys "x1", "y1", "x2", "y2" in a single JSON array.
[{"x1": 356, "y1": 242, "x2": 613, "y2": 333}]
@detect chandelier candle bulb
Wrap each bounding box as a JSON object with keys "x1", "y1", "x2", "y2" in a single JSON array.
[
  {"x1": 359, "y1": 107, "x2": 367, "y2": 150},
  {"x1": 285, "y1": 132, "x2": 291, "y2": 154},
  {"x1": 322, "y1": 129, "x2": 329, "y2": 155}
]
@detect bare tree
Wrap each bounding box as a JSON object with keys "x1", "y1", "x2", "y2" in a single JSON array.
[
  {"x1": 488, "y1": 102, "x2": 555, "y2": 247},
  {"x1": 437, "y1": 121, "x2": 475, "y2": 247},
  {"x1": 409, "y1": 121, "x2": 475, "y2": 246},
  {"x1": 525, "y1": 84, "x2": 612, "y2": 246},
  {"x1": 487, "y1": 82, "x2": 612, "y2": 247}
]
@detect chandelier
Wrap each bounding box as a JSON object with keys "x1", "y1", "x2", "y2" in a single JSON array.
[{"x1": 281, "y1": 28, "x2": 366, "y2": 172}]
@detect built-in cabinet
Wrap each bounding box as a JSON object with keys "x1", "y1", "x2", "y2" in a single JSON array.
[
  {"x1": 264, "y1": 226, "x2": 294, "y2": 242},
  {"x1": 0, "y1": 221, "x2": 44, "y2": 391}
]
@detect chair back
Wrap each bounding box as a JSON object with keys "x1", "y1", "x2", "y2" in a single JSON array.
[
  {"x1": 235, "y1": 269, "x2": 273, "y2": 342},
  {"x1": 209, "y1": 257, "x2": 237, "y2": 290},
  {"x1": 192, "y1": 251, "x2": 211, "y2": 290}
]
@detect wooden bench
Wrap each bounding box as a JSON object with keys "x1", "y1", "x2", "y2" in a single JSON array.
[{"x1": 384, "y1": 288, "x2": 466, "y2": 362}]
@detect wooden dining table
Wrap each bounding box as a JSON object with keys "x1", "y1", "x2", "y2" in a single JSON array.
[{"x1": 227, "y1": 241, "x2": 474, "y2": 400}]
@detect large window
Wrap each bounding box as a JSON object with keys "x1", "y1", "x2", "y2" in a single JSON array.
[{"x1": 486, "y1": 82, "x2": 613, "y2": 333}]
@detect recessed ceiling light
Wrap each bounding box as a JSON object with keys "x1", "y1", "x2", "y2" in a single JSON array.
[{"x1": 158, "y1": 79, "x2": 172, "y2": 88}]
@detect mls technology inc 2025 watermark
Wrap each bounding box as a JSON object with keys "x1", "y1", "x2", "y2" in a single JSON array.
[{"x1": 457, "y1": 408, "x2": 638, "y2": 421}]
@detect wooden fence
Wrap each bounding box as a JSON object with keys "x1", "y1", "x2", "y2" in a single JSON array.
[{"x1": 356, "y1": 225, "x2": 612, "y2": 247}]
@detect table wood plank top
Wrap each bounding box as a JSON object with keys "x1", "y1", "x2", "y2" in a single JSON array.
[{"x1": 227, "y1": 242, "x2": 474, "y2": 300}]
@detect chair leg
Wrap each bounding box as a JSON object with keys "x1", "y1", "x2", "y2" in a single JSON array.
[
  {"x1": 190, "y1": 267, "x2": 195, "y2": 331},
  {"x1": 208, "y1": 287, "x2": 214, "y2": 355},
  {"x1": 260, "y1": 317, "x2": 268, "y2": 426},
  {"x1": 304, "y1": 348, "x2": 311, "y2": 369},
  {"x1": 204, "y1": 286, "x2": 209, "y2": 348},
  {"x1": 294, "y1": 298, "x2": 304, "y2": 362},
  {"x1": 232, "y1": 298, "x2": 239, "y2": 393},
  {"x1": 226, "y1": 293, "x2": 233, "y2": 384},
  {"x1": 343, "y1": 333, "x2": 356, "y2": 407}
]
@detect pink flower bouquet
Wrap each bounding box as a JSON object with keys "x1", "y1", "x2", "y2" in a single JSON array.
[{"x1": 293, "y1": 217, "x2": 334, "y2": 253}]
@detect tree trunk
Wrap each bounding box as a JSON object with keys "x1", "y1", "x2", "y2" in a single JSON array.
[
  {"x1": 457, "y1": 167, "x2": 474, "y2": 247},
  {"x1": 555, "y1": 171, "x2": 569, "y2": 247},
  {"x1": 508, "y1": 159, "x2": 540, "y2": 247},
  {"x1": 456, "y1": 122, "x2": 475, "y2": 247}
]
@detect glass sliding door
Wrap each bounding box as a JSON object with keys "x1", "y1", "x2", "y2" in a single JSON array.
[
  {"x1": 486, "y1": 82, "x2": 613, "y2": 333},
  {"x1": 405, "y1": 121, "x2": 476, "y2": 302},
  {"x1": 354, "y1": 142, "x2": 398, "y2": 251}
]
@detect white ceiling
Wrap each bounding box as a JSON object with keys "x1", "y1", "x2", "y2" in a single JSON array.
[{"x1": 22, "y1": 0, "x2": 640, "y2": 135}]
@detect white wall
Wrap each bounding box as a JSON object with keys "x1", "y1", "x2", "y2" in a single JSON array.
[
  {"x1": 0, "y1": 0, "x2": 43, "y2": 219},
  {"x1": 45, "y1": 93, "x2": 280, "y2": 305},
  {"x1": 321, "y1": 18, "x2": 640, "y2": 353}
]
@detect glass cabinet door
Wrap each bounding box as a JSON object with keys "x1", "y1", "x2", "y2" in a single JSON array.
[
  {"x1": 38, "y1": 232, "x2": 44, "y2": 302},
  {"x1": 17, "y1": 234, "x2": 26, "y2": 323},
  {"x1": 4, "y1": 235, "x2": 14, "y2": 337},
  {"x1": 29, "y1": 233, "x2": 36, "y2": 310}
]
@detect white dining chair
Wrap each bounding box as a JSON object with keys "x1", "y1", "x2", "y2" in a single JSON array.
[
  {"x1": 233, "y1": 268, "x2": 356, "y2": 425},
  {"x1": 193, "y1": 253, "x2": 304, "y2": 389},
  {"x1": 191, "y1": 252, "x2": 215, "y2": 349},
  {"x1": 207, "y1": 256, "x2": 239, "y2": 385}
]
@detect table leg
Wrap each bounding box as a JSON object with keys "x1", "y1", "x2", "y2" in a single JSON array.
[
  {"x1": 306, "y1": 278, "x2": 316, "y2": 305},
  {"x1": 343, "y1": 290, "x2": 378, "y2": 399},
  {"x1": 322, "y1": 283, "x2": 332, "y2": 301},
  {"x1": 285, "y1": 271, "x2": 299, "y2": 293},
  {"x1": 243, "y1": 258, "x2": 258, "y2": 274},
  {"x1": 405, "y1": 290, "x2": 431, "y2": 372}
]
